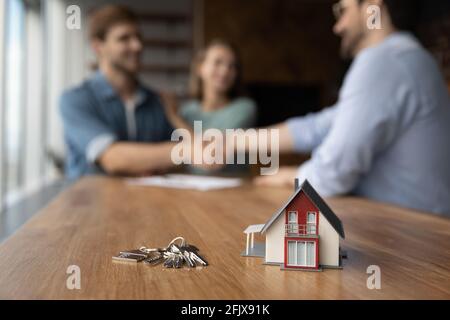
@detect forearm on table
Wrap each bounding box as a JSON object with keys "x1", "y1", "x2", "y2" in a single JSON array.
[
  {"x1": 267, "y1": 122, "x2": 295, "y2": 153},
  {"x1": 225, "y1": 122, "x2": 295, "y2": 155},
  {"x1": 168, "y1": 113, "x2": 194, "y2": 136},
  {"x1": 98, "y1": 141, "x2": 176, "y2": 175}
]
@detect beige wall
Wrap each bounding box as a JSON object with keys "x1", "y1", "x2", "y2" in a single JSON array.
[
  {"x1": 318, "y1": 212, "x2": 340, "y2": 267},
  {"x1": 265, "y1": 210, "x2": 285, "y2": 264}
]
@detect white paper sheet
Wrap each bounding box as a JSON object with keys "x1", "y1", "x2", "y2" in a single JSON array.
[{"x1": 126, "y1": 174, "x2": 242, "y2": 191}]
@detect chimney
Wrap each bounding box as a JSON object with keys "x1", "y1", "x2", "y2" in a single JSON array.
[{"x1": 294, "y1": 178, "x2": 300, "y2": 192}]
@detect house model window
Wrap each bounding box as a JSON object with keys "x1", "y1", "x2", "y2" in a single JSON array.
[
  {"x1": 307, "y1": 212, "x2": 316, "y2": 234},
  {"x1": 287, "y1": 211, "x2": 298, "y2": 234}
]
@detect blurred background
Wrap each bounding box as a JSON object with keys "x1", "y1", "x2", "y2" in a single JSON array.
[{"x1": 0, "y1": 0, "x2": 449, "y2": 230}]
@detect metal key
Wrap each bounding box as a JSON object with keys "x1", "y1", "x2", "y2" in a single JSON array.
[
  {"x1": 173, "y1": 244, "x2": 196, "y2": 268},
  {"x1": 173, "y1": 254, "x2": 183, "y2": 268},
  {"x1": 182, "y1": 245, "x2": 208, "y2": 266},
  {"x1": 112, "y1": 249, "x2": 148, "y2": 263},
  {"x1": 144, "y1": 252, "x2": 165, "y2": 265},
  {"x1": 166, "y1": 245, "x2": 185, "y2": 268},
  {"x1": 163, "y1": 254, "x2": 175, "y2": 268},
  {"x1": 182, "y1": 250, "x2": 196, "y2": 268},
  {"x1": 124, "y1": 237, "x2": 209, "y2": 269},
  {"x1": 190, "y1": 252, "x2": 208, "y2": 266}
]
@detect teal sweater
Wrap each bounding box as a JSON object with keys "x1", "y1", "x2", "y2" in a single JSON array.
[{"x1": 179, "y1": 97, "x2": 257, "y2": 175}]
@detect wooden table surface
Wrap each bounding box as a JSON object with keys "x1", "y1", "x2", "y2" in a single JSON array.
[{"x1": 0, "y1": 176, "x2": 449, "y2": 300}]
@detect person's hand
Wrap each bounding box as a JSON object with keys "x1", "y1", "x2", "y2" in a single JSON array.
[
  {"x1": 190, "y1": 139, "x2": 226, "y2": 172},
  {"x1": 159, "y1": 91, "x2": 179, "y2": 120},
  {"x1": 253, "y1": 166, "x2": 298, "y2": 188},
  {"x1": 192, "y1": 161, "x2": 225, "y2": 172}
]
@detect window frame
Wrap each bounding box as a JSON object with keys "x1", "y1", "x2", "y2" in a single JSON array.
[
  {"x1": 0, "y1": 0, "x2": 6, "y2": 212},
  {"x1": 287, "y1": 240, "x2": 316, "y2": 267},
  {"x1": 288, "y1": 210, "x2": 298, "y2": 224},
  {"x1": 306, "y1": 211, "x2": 317, "y2": 234}
]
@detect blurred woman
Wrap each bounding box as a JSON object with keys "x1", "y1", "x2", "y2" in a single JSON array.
[{"x1": 162, "y1": 39, "x2": 257, "y2": 175}]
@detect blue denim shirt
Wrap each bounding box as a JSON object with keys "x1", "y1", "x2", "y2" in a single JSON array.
[
  {"x1": 287, "y1": 32, "x2": 450, "y2": 215},
  {"x1": 60, "y1": 71, "x2": 173, "y2": 179}
]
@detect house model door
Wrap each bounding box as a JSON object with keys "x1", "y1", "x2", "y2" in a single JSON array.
[{"x1": 287, "y1": 240, "x2": 316, "y2": 268}]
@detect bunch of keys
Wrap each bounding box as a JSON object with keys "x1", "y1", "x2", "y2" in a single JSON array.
[{"x1": 112, "y1": 237, "x2": 208, "y2": 268}]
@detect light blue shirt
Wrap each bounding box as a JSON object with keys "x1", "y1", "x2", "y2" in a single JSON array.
[{"x1": 287, "y1": 32, "x2": 450, "y2": 215}]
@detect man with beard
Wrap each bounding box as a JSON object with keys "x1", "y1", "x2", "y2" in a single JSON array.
[
  {"x1": 60, "y1": 5, "x2": 175, "y2": 179},
  {"x1": 253, "y1": 0, "x2": 450, "y2": 215}
]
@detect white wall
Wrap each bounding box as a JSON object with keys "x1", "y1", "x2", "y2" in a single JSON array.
[
  {"x1": 265, "y1": 211, "x2": 285, "y2": 264},
  {"x1": 318, "y1": 212, "x2": 340, "y2": 267}
]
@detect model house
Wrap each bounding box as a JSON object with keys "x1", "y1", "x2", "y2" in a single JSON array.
[{"x1": 242, "y1": 179, "x2": 345, "y2": 271}]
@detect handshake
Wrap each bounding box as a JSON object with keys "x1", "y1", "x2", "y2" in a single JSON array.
[{"x1": 161, "y1": 92, "x2": 280, "y2": 176}]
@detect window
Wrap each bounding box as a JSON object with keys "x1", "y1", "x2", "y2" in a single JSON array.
[
  {"x1": 288, "y1": 211, "x2": 297, "y2": 223},
  {"x1": 288, "y1": 240, "x2": 296, "y2": 265},
  {"x1": 297, "y1": 241, "x2": 306, "y2": 265},
  {"x1": 287, "y1": 211, "x2": 298, "y2": 234},
  {"x1": 287, "y1": 241, "x2": 316, "y2": 267},
  {"x1": 306, "y1": 242, "x2": 315, "y2": 266},
  {"x1": 2, "y1": 0, "x2": 26, "y2": 208},
  {"x1": 0, "y1": 0, "x2": 59, "y2": 212},
  {"x1": 0, "y1": 0, "x2": 5, "y2": 209},
  {"x1": 307, "y1": 211, "x2": 317, "y2": 234}
]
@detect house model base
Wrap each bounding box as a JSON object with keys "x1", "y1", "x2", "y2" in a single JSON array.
[{"x1": 242, "y1": 179, "x2": 346, "y2": 272}]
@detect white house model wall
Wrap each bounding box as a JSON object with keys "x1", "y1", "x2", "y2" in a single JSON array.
[
  {"x1": 318, "y1": 212, "x2": 340, "y2": 267},
  {"x1": 265, "y1": 210, "x2": 285, "y2": 264}
]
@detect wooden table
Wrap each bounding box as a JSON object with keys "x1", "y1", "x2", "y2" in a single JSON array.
[{"x1": 0, "y1": 176, "x2": 449, "y2": 299}]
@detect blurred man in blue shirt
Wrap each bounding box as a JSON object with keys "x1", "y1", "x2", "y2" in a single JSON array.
[
  {"x1": 255, "y1": 0, "x2": 450, "y2": 215},
  {"x1": 60, "y1": 5, "x2": 175, "y2": 179}
]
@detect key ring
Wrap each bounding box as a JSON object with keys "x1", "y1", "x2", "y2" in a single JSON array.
[
  {"x1": 167, "y1": 236, "x2": 186, "y2": 248},
  {"x1": 139, "y1": 236, "x2": 186, "y2": 254},
  {"x1": 113, "y1": 236, "x2": 207, "y2": 268}
]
